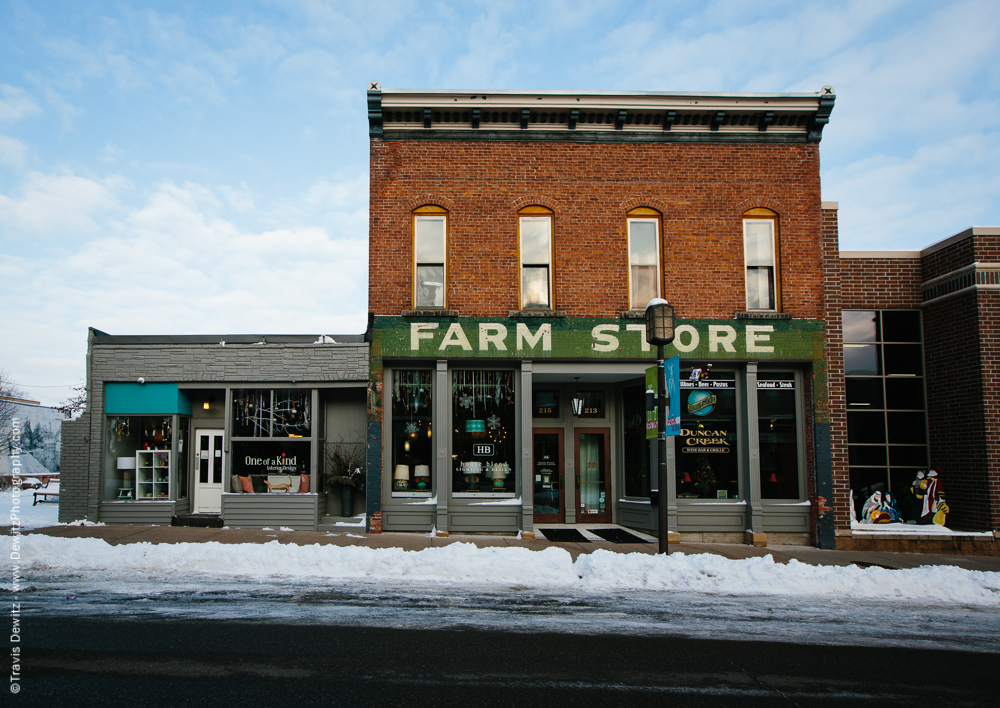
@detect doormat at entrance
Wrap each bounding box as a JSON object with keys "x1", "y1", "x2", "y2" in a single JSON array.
[
  {"x1": 538, "y1": 528, "x2": 590, "y2": 543},
  {"x1": 171, "y1": 514, "x2": 225, "y2": 528},
  {"x1": 588, "y1": 528, "x2": 650, "y2": 544}
]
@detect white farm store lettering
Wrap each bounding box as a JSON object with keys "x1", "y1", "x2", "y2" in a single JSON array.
[{"x1": 408, "y1": 322, "x2": 775, "y2": 354}]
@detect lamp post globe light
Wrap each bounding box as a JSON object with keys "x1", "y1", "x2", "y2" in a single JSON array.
[{"x1": 645, "y1": 298, "x2": 675, "y2": 555}]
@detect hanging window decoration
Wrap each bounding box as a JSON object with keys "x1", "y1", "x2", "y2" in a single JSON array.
[
  {"x1": 391, "y1": 370, "x2": 433, "y2": 497},
  {"x1": 452, "y1": 370, "x2": 515, "y2": 497}
]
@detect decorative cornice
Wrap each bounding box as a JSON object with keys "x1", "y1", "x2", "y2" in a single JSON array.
[
  {"x1": 922, "y1": 263, "x2": 1000, "y2": 306},
  {"x1": 371, "y1": 87, "x2": 836, "y2": 144}
]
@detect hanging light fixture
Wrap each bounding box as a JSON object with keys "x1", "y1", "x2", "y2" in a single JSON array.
[
  {"x1": 683, "y1": 472, "x2": 692, "y2": 483},
  {"x1": 571, "y1": 377, "x2": 584, "y2": 417},
  {"x1": 768, "y1": 472, "x2": 778, "y2": 483}
]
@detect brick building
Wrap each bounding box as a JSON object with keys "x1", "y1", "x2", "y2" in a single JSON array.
[{"x1": 366, "y1": 86, "x2": 841, "y2": 544}]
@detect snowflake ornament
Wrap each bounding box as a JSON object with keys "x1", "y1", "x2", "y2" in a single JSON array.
[
  {"x1": 459, "y1": 394, "x2": 475, "y2": 409},
  {"x1": 487, "y1": 414, "x2": 501, "y2": 429},
  {"x1": 404, "y1": 422, "x2": 419, "y2": 435}
]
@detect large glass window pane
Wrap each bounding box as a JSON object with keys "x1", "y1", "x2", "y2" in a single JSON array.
[
  {"x1": 846, "y1": 378, "x2": 884, "y2": 408},
  {"x1": 847, "y1": 411, "x2": 886, "y2": 443},
  {"x1": 622, "y1": 384, "x2": 651, "y2": 498},
  {"x1": 757, "y1": 374, "x2": 799, "y2": 499},
  {"x1": 885, "y1": 378, "x2": 925, "y2": 410},
  {"x1": 629, "y1": 221, "x2": 658, "y2": 264},
  {"x1": 232, "y1": 389, "x2": 271, "y2": 437},
  {"x1": 452, "y1": 371, "x2": 516, "y2": 496},
  {"x1": 883, "y1": 344, "x2": 923, "y2": 376},
  {"x1": 631, "y1": 266, "x2": 658, "y2": 310},
  {"x1": 272, "y1": 389, "x2": 311, "y2": 438},
  {"x1": 887, "y1": 412, "x2": 926, "y2": 444},
  {"x1": 390, "y1": 370, "x2": 433, "y2": 496},
  {"x1": 745, "y1": 267, "x2": 774, "y2": 310},
  {"x1": 889, "y1": 446, "x2": 928, "y2": 467},
  {"x1": 415, "y1": 217, "x2": 445, "y2": 262},
  {"x1": 231, "y1": 440, "x2": 310, "y2": 493},
  {"x1": 849, "y1": 445, "x2": 887, "y2": 466},
  {"x1": 520, "y1": 217, "x2": 551, "y2": 263},
  {"x1": 881, "y1": 310, "x2": 921, "y2": 342},
  {"x1": 744, "y1": 221, "x2": 774, "y2": 265},
  {"x1": 676, "y1": 375, "x2": 739, "y2": 500},
  {"x1": 102, "y1": 415, "x2": 174, "y2": 501},
  {"x1": 844, "y1": 344, "x2": 881, "y2": 375},
  {"x1": 521, "y1": 266, "x2": 550, "y2": 308},
  {"x1": 415, "y1": 265, "x2": 444, "y2": 308},
  {"x1": 842, "y1": 310, "x2": 878, "y2": 342}
]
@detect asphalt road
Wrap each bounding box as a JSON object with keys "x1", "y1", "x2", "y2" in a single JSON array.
[{"x1": 12, "y1": 616, "x2": 996, "y2": 707}]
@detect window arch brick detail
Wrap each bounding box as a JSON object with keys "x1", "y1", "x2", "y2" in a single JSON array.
[
  {"x1": 404, "y1": 194, "x2": 456, "y2": 212},
  {"x1": 735, "y1": 197, "x2": 786, "y2": 217},
  {"x1": 620, "y1": 197, "x2": 669, "y2": 214},
  {"x1": 511, "y1": 195, "x2": 560, "y2": 212}
]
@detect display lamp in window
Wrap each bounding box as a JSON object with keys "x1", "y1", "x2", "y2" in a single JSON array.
[
  {"x1": 413, "y1": 465, "x2": 430, "y2": 490},
  {"x1": 490, "y1": 463, "x2": 509, "y2": 488},
  {"x1": 394, "y1": 464, "x2": 410, "y2": 491}
]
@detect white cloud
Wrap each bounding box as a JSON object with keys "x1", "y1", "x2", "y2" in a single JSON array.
[
  {"x1": 0, "y1": 171, "x2": 122, "y2": 236},
  {"x1": 0, "y1": 84, "x2": 42, "y2": 121},
  {"x1": 0, "y1": 135, "x2": 28, "y2": 167},
  {"x1": 0, "y1": 173, "x2": 369, "y2": 392}
]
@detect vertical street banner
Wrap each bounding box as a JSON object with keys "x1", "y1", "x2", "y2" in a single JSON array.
[{"x1": 646, "y1": 355, "x2": 680, "y2": 439}]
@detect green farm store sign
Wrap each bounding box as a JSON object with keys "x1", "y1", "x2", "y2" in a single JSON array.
[{"x1": 372, "y1": 316, "x2": 825, "y2": 361}]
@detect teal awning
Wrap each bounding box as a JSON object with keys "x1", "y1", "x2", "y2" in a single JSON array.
[{"x1": 105, "y1": 383, "x2": 192, "y2": 415}]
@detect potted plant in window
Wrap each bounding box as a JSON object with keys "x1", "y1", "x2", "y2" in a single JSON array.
[{"x1": 324, "y1": 442, "x2": 366, "y2": 517}]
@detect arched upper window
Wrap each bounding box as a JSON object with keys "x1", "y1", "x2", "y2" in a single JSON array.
[
  {"x1": 742, "y1": 207, "x2": 780, "y2": 311},
  {"x1": 413, "y1": 205, "x2": 448, "y2": 309},
  {"x1": 626, "y1": 207, "x2": 662, "y2": 310},
  {"x1": 518, "y1": 206, "x2": 554, "y2": 310}
]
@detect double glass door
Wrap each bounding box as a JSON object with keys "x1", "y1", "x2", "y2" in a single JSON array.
[{"x1": 532, "y1": 429, "x2": 563, "y2": 523}]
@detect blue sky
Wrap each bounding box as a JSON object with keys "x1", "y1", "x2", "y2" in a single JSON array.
[{"x1": 1, "y1": 0, "x2": 998, "y2": 406}]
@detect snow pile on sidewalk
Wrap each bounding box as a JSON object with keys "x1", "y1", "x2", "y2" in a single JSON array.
[
  {"x1": 1, "y1": 488, "x2": 59, "y2": 530},
  {"x1": 6, "y1": 535, "x2": 1000, "y2": 605}
]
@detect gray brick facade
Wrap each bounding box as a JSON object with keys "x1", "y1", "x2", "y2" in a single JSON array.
[{"x1": 62, "y1": 328, "x2": 368, "y2": 524}]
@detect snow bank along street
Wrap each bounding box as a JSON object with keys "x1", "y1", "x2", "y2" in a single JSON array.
[{"x1": 5, "y1": 534, "x2": 1000, "y2": 604}]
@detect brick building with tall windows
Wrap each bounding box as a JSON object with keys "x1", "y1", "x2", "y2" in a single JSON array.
[{"x1": 365, "y1": 86, "x2": 844, "y2": 545}]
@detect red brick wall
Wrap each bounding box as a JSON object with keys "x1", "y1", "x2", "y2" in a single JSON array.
[
  {"x1": 839, "y1": 257, "x2": 922, "y2": 308},
  {"x1": 978, "y1": 292, "x2": 1000, "y2": 530},
  {"x1": 370, "y1": 139, "x2": 824, "y2": 318},
  {"x1": 821, "y1": 209, "x2": 848, "y2": 531}
]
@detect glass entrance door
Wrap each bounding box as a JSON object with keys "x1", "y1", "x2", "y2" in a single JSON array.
[
  {"x1": 576, "y1": 429, "x2": 611, "y2": 523},
  {"x1": 194, "y1": 428, "x2": 224, "y2": 514},
  {"x1": 532, "y1": 429, "x2": 563, "y2": 523}
]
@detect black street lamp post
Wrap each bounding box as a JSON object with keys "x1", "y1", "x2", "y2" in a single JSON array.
[{"x1": 645, "y1": 298, "x2": 676, "y2": 555}]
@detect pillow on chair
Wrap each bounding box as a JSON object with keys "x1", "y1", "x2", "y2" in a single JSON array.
[
  {"x1": 299, "y1": 475, "x2": 310, "y2": 493},
  {"x1": 239, "y1": 475, "x2": 254, "y2": 494},
  {"x1": 231, "y1": 475, "x2": 242, "y2": 493}
]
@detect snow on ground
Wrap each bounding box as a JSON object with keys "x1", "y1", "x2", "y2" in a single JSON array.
[
  {"x1": 1, "y1": 486, "x2": 60, "y2": 530},
  {"x1": 851, "y1": 519, "x2": 994, "y2": 536},
  {"x1": 3, "y1": 534, "x2": 999, "y2": 606}
]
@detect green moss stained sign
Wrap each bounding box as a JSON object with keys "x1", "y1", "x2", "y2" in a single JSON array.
[{"x1": 371, "y1": 316, "x2": 825, "y2": 361}]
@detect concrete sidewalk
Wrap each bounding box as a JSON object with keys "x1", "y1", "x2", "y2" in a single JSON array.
[{"x1": 16, "y1": 524, "x2": 1000, "y2": 572}]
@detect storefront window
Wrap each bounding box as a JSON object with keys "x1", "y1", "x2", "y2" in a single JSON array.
[
  {"x1": 757, "y1": 373, "x2": 800, "y2": 499},
  {"x1": 452, "y1": 370, "x2": 515, "y2": 497},
  {"x1": 231, "y1": 440, "x2": 310, "y2": 494},
  {"x1": 844, "y1": 309, "x2": 928, "y2": 521},
  {"x1": 676, "y1": 373, "x2": 739, "y2": 500},
  {"x1": 231, "y1": 389, "x2": 311, "y2": 438},
  {"x1": 391, "y1": 370, "x2": 433, "y2": 497},
  {"x1": 102, "y1": 415, "x2": 183, "y2": 501},
  {"x1": 622, "y1": 384, "x2": 651, "y2": 497}
]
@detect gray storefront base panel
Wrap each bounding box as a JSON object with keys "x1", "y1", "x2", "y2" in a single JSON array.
[
  {"x1": 676, "y1": 507, "x2": 747, "y2": 532},
  {"x1": 221, "y1": 493, "x2": 320, "y2": 530},
  {"x1": 449, "y1": 511, "x2": 519, "y2": 533},
  {"x1": 762, "y1": 507, "x2": 811, "y2": 533},
  {"x1": 618, "y1": 500, "x2": 654, "y2": 530},
  {"x1": 100, "y1": 501, "x2": 177, "y2": 525},
  {"x1": 382, "y1": 511, "x2": 435, "y2": 531}
]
